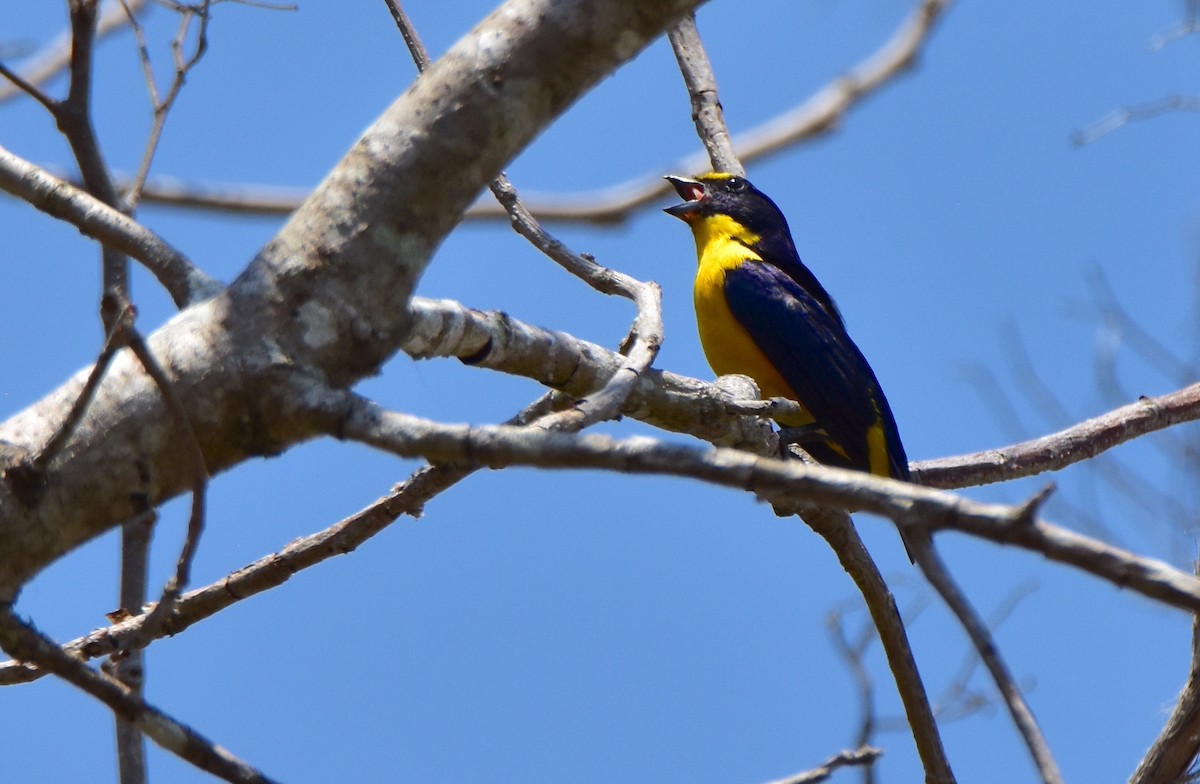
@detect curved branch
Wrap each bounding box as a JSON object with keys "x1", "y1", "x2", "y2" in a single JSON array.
[
  {"x1": 0, "y1": 605, "x2": 276, "y2": 784},
  {"x1": 1129, "y1": 563, "x2": 1200, "y2": 784},
  {"x1": 0, "y1": 143, "x2": 221, "y2": 306},
  {"x1": 313, "y1": 392, "x2": 1200, "y2": 613},
  {"x1": 912, "y1": 543, "x2": 1062, "y2": 783},
  {"x1": 913, "y1": 384, "x2": 1200, "y2": 489},
  {"x1": 798, "y1": 504, "x2": 954, "y2": 781}
]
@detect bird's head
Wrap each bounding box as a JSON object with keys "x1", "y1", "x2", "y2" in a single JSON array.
[{"x1": 663, "y1": 172, "x2": 788, "y2": 237}]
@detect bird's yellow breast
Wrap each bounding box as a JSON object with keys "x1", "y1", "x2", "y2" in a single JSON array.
[{"x1": 689, "y1": 214, "x2": 811, "y2": 426}]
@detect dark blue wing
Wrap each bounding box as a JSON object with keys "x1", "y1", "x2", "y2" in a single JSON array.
[{"x1": 723, "y1": 261, "x2": 909, "y2": 480}]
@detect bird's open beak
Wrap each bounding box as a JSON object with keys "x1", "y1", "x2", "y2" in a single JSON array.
[{"x1": 664, "y1": 175, "x2": 705, "y2": 221}]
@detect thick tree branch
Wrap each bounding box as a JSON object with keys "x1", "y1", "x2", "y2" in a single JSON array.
[
  {"x1": 6, "y1": 375, "x2": 1199, "y2": 685},
  {"x1": 401, "y1": 297, "x2": 1200, "y2": 489},
  {"x1": 0, "y1": 0, "x2": 704, "y2": 596},
  {"x1": 388, "y1": 0, "x2": 664, "y2": 432}
]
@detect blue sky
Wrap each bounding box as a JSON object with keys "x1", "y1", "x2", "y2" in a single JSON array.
[{"x1": 2, "y1": 1, "x2": 1199, "y2": 782}]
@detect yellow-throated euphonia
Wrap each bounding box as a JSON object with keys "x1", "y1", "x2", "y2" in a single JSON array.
[{"x1": 665, "y1": 172, "x2": 911, "y2": 512}]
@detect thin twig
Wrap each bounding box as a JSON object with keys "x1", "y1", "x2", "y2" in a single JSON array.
[
  {"x1": 120, "y1": 323, "x2": 210, "y2": 645},
  {"x1": 62, "y1": 0, "x2": 132, "y2": 333},
  {"x1": 0, "y1": 605, "x2": 278, "y2": 784},
  {"x1": 1002, "y1": 322, "x2": 1181, "y2": 540},
  {"x1": 911, "y1": 542, "x2": 1062, "y2": 783},
  {"x1": 487, "y1": 175, "x2": 664, "y2": 430},
  {"x1": 828, "y1": 606, "x2": 880, "y2": 784},
  {"x1": 0, "y1": 61, "x2": 60, "y2": 113},
  {"x1": 29, "y1": 302, "x2": 135, "y2": 472},
  {"x1": 1073, "y1": 94, "x2": 1200, "y2": 147},
  {"x1": 105, "y1": 509, "x2": 156, "y2": 784},
  {"x1": 0, "y1": 0, "x2": 152, "y2": 105},
  {"x1": 763, "y1": 746, "x2": 884, "y2": 784},
  {"x1": 383, "y1": 0, "x2": 431, "y2": 70},
  {"x1": 914, "y1": 383, "x2": 1200, "y2": 489},
  {"x1": 798, "y1": 505, "x2": 954, "y2": 782},
  {"x1": 121, "y1": 0, "x2": 213, "y2": 208},
  {"x1": 121, "y1": 0, "x2": 954, "y2": 222},
  {"x1": 1152, "y1": 0, "x2": 1200, "y2": 49},
  {"x1": 928, "y1": 581, "x2": 1036, "y2": 723}
]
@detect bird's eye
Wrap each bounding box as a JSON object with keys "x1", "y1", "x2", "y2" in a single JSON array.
[{"x1": 727, "y1": 177, "x2": 746, "y2": 192}]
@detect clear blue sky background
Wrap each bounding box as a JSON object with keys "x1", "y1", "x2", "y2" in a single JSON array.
[{"x1": 2, "y1": 1, "x2": 1199, "y2": 782}]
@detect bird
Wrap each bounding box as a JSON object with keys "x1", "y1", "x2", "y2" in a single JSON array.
[{"x1": 664, "y1": 172, "x2": 913, "y2": 553}]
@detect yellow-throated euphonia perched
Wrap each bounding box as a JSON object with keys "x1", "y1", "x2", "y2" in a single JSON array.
[{"x1": 665, "y1": 172, "x2": 912, "y2": 528}]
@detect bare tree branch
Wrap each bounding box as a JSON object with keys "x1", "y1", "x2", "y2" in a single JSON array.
[
  {"x1": 115, "y1": 0, "x2": 953, "y2": 223},
  {"x1": 914, "y1": 383, "x2": 1200, "y2": 489},
  {"x1": 120, "y1": 0, "x2": 213, "y2": 208},
  {"x1": 0, "y1": 143, "x2": 221, "y2": 305},
  {"x1": 763, "y1": 746, "x2": 884, "y2": 784},
  {"x1": 1152, "y1": 0, "x2": 1200, "y2": 49},
  {"x1": 0, "y1": 605, "x2": 278, "y2": 784},
  {"x1": 304, "y1": 390, "x2": 1200, "y2": 613},
  {"x1": 1073, "y1": 94, "x2": 1200, "y2": 147},
  {"x1": 0, "y1": 389, "x2": 578, "y2": 687},
  {"x1": 1129, "y1": 562, "x2": 1200, "y2": 784},
  {"x1": 0, "y1": 0, "x2": 151, "y2": 106},
  {"x1": 668, "y1": 13, "x2": 742, "y2": 176},
  {"x1": 404, "y1": 297, "x2": 1200, "y2": 495},
  {"x1": 0, "y1": 0, "x2": 706, "y2": 597},
  {"x1": 388, "y1": 0, "x2": 664, "y2": 433},
  {"x1": 118, "y1": 319, "x2": 210, "y2": 643},
  {"x1": 828, "y1": 604, "x2": 885, "y2": 782},
  {"x1": 104, "y1": 508, "x2": 155, "y2": 784},
  {"x1": 912, "y1": 542, "x2": 1062, "y2": 783},
  {"x1": 796, "y1": 503, "x2": 954, "y2": 782}
]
